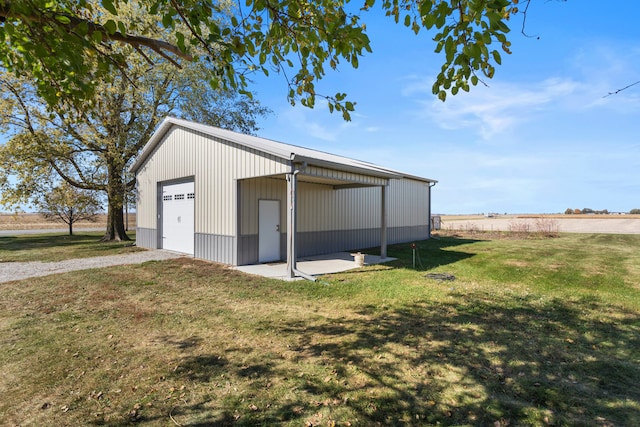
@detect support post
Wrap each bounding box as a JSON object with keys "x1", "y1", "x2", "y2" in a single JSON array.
[
  {"x1": 427, "y1": 182, "x2": 436, "y2": 238},
  {"x1": 286, "y1": 171, "x2": 297, "y2": 278},
  {"x1": 380, "y1": 184, "x2": 388, "y2": 259},
  {"x1": 427, "y1": 183, "x2": 432, "y2": 238}
]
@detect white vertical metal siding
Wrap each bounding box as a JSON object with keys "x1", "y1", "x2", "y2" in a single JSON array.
[
  {"x1": 239, "y1": 177, "x2": 287, "y2": 235},
  {"x1": 387, "y1": 178, "x2": 430, "y2": 227},
  {"x1": 136, "y1": 127, "x2": 289, "y2": 237},
  {"x1": 294, "y1": 178, "x2": 430, "y2": 232}
]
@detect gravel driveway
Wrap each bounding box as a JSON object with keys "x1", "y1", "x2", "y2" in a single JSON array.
[{"x1": 0, "y1": 250, "x2": 185, "y2": 283}]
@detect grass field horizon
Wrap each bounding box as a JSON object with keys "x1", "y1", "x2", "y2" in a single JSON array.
[
  {"x1": 1, "y1": 231, "x2": 638, "y2": 426},
  {"x1": 0, "y1": 212, "x2": 137, "y2": 230},
  {"x1": 2, "y1": 212, "x2": 638, "y2": 235}
]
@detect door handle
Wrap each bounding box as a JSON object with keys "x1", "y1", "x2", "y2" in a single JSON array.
[{"x1": 276, "y1": 224, "x2": 280, "y2": 232}]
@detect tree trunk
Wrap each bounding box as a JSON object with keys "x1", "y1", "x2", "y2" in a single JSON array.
[
  {"x1": 69, "y1": 221, "x2": 73, "y2": 236},
  {"x1": 102, "y1": 202, "x2": 129, "y2": 241},
  {"x1": 101, "y1": 162, "x2": 131, "y2": 242}
]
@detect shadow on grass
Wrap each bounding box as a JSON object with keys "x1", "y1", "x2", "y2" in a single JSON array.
[
  {"x1": 96, "y1": 293, "x2": 639, "y2": 426},
  {"x1": 277, "y1": 295, "x2": 639, "y2": 426},
  {"x1": 368, "y1": 236, "x2": 482, "y2": 271}
]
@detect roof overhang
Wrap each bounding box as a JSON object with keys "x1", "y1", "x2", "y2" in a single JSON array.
[{"x1": 129, "y1": 117, "x2": 437, "y2": 186}]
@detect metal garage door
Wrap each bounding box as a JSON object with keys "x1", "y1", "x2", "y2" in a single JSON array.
[{"x1": 162, "y1": 181, "x2": 195, "y2": 255}]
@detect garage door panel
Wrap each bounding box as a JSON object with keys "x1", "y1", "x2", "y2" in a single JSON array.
[{"x1": 162, "y1": 181, "x2": 195, "y2": 255}]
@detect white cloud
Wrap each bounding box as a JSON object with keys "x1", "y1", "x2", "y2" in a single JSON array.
[
  {"x1": 413, "y1": 78, "x2": 580, "y2": 140},
  {"x1": 401, "y1": 40, "x2": 640, "y2": 141},
  {"x1": 278, "y1": 106, "x2": 341, "y2": 142}
]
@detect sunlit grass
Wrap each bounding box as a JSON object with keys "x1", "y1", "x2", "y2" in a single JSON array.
[
  {"x1": 0, "y1": 231, "x2": 139, "y2": 262},
  {"x1": 0, "y1": 233, "x2": 638, "y2": 426}
]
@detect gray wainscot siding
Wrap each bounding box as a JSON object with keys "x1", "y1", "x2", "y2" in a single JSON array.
[
  {"x1": 236, "y1": 233, "x2": 287, "y2": 266},
  {"x1": 237, "y1": 234, "x2": 258, "y2": 266},
  {"x1": 388, "y1": 225, "x2": 430, "y2": 245},
  {"x1": 195, "y1": 233, "x2": 237, "y2": 265},
  {"x1": 237, "y1": 225, "x2": 430, "y2": 265},
  {"x1": 136, "y1": 227, "x2": 157, "y2": 249},
  {"x1": 297, "y1": 225, "x2": 429, "y2": 258}
]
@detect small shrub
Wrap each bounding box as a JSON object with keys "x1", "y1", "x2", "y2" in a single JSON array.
[
  {"x1": 508, "y1": 220, "x2": 530, "y2": 235},
  {"x1": 534, "y1": 217, "x2": 560, "y2": 237},
  {"x1": 463, "y1": 222, "x2": 481, "y2": 234}
]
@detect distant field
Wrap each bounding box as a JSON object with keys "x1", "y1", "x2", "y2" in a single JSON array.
[
  {"x1": 440, "y1": 214, "x2": 640, "y2": 234},
  {"x1": 0, "y1": 213, "x2": 136, "y2": 230}
]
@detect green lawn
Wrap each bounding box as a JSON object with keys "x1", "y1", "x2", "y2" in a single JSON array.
[
  {"x1": 0, "y1": 233, "x2": 638, "y2": 426},
  {"x1": 0, "y1": 231, "x2": 140, "y2": 262}
]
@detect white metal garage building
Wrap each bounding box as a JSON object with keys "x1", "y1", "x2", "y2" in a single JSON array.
[{"x1": 130, "y1": 117, "x2": 436, "y2": 278}]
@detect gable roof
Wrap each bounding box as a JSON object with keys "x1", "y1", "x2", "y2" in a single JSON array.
[{"x1": 129, "y1": 116, "x2": 436, "y2": 184}]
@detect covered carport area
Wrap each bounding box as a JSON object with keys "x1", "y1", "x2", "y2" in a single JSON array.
[{"x1": 283, "y1": 157, "x2": 400, "y2": 280}]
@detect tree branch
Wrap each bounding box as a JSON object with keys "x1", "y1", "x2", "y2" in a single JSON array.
[
  {"x1": 520, "y1": 0, "x2": 540, "y2": 39},
  {"x1": 604, "y1": 79, "x2": 640, "y2": 98},
  {"x1": 0, "y1": 3, "x2": 193, "y2": 62}
]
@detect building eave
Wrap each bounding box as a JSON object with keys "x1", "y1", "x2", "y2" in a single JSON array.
[{"x1": 129, "y1": 117, "x2": 436, "y2": 184}]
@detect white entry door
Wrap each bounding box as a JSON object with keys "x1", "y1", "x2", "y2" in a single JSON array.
[
  {"x1": 259, "y1": 200, "x2": 281, "y2": 262},
  {"x1": 162, "y1": 181, "x2": 195, "y2": 255}
]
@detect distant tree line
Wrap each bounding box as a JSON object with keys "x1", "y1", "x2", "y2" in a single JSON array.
[{"x1": 565, "y1": 208, "x2": 640, "y2": 215}]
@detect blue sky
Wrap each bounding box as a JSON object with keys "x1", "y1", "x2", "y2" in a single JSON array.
[{"x1": 250, "y1": 1, "x2": 640, "y2": 214}]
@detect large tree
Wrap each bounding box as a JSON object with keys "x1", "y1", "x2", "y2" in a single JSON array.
[
  {"x1": 0, "y1": 0, "x2": 522, "y2": 118},
  {"x1": 0, "y1": 9, "x2": 270, "y2": 241}
]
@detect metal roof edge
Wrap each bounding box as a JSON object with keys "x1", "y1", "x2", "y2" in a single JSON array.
[
  {"x1": 291, "y1": 154, "x2": 401, "y2": 179},
  {"x1": 129, "y1": 116, "x2": 177, "y2": 173},
  {"x1": 129, "y1": 117, "x2": 436, "y2": 184}
]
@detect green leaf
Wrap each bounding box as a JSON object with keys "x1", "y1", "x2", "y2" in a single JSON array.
[
  {"x1": 423, "y1": 12, "x2": 436, "y2": 29},
  {"x1": 103, "y1": 20, "x2": 117, "y2": 34},
  {"x1": 4, "y1": 22, "x2": 14, "y2": 36},
  {"x1": 492, "y1": 50, "x2": 502, "y2": 65},
  {"x1": 162, "y1": 14, "x2": 173, "y2": 28},
  {"x1": 419, "y1": 1, "x2": 434, "y2": 18},
  {"x1": 74, "y1": 21, "x2": 89, "y2": 36},
  {"x1": 444, "y1": 37, "x2": 454, "y2": 62},
  {"x1": 101, "y1": 0, "x2": 118, "y2": 15},
  {"x1": 175, "y1": 32, "x2": 186, "y2": 52},
  {"x1": 91, "y1": 31, "x2": 103, "y2": 44},
  {"x1": 55, "y1": 15, "x2": 71, "y2": 25}
]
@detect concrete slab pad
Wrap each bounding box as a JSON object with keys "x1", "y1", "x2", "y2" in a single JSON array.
[{"x1": 233, "y1": 252, "x2": 396, "y2": 281}]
